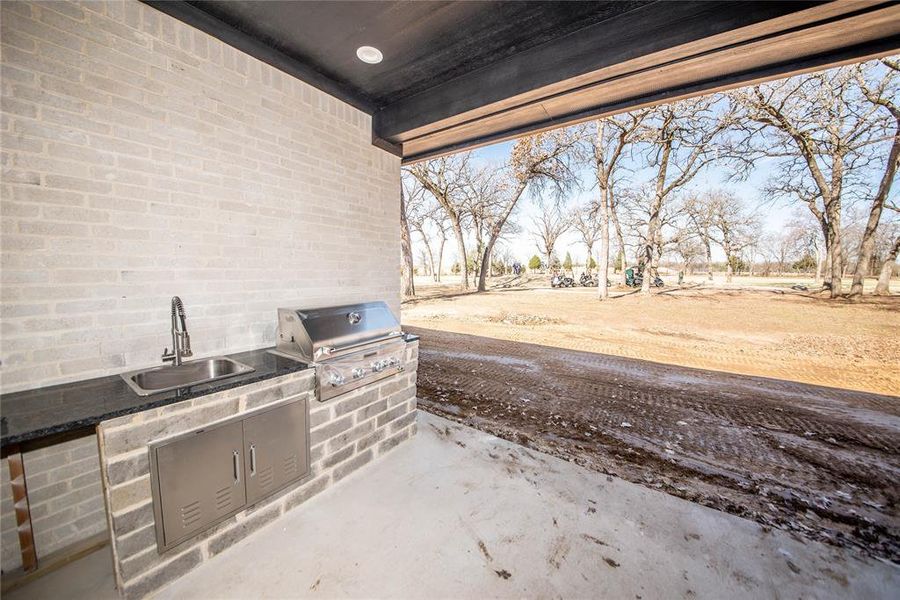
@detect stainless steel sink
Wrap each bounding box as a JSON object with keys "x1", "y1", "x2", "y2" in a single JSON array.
[{"x1": 121, "y1": 357, "x2": 255, "y2": 396}]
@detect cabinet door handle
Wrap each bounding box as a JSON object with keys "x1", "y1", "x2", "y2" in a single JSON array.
[
  {"x1": 232, "y1": 450, "x2": 240, "y2": 484},
  {"x1": 249, "y1": 444, "x2": 256, "y2": 476}
]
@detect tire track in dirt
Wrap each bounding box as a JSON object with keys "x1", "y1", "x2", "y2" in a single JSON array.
[{"x1": 407, "y1": 326, "x2": 900, "y2": 561}]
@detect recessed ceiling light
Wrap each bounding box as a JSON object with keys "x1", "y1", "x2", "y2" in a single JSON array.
[{"x1": 356, "y1": 46, "x2": 383, "y2": 64}]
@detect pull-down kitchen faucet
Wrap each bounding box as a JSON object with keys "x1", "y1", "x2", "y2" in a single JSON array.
[{"x1": 162, "y1": 296, "x2": 192, "y2": 366}]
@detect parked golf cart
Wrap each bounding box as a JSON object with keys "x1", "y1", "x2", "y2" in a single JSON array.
[
  {"x1": 580, "y1": 273, "x2": 611, "y2": 287},
  {"x1": 625, "y1": 266, "x2": 664, "y2": 288},
  {"x1": 551, "y1": 273, "x2": 576, "y2": 288}
]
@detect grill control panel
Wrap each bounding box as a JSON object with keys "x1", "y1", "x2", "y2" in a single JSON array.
[{"x1": 317, "y1": 339, "x2": 406, "y2": 402}]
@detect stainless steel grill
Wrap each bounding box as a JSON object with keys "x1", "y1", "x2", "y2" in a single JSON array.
[{"x1": 276, "y1": 301, "x2": 405, "y2": 401}]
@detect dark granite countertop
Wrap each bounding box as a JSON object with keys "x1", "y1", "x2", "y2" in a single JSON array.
[{"x1": 0, "y1": 348, "x2": 311, "y2": 450}]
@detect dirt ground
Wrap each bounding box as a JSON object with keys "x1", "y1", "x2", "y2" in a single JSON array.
[
  {"x1": 404, "y1": 275, "x2": 900, "y2": 395},
  {"x1": 402, "y1": 276, "x2": 900, "y2": 561}
]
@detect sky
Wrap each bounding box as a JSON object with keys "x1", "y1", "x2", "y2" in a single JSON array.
[{"x1": 460, "y1": 139, "x2": 794, "y2": 265}]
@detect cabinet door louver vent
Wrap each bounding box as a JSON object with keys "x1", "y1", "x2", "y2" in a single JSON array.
[
  {"x1": 181, "y1": 501, "x2": 201, "y2": 529},
  {"x1": 215, "y1": 486, "x2": 232, "y2": 512},
  {"x1": 284, "y1": 454, "x2": 297, "y2": 476},
  {"x1": 259, "y1": 466, "x2": 274, "y2": 491}
]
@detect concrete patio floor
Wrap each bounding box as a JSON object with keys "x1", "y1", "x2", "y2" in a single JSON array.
[{"x1": 8, "y1": 411, "x2": 898, "y2": 599}]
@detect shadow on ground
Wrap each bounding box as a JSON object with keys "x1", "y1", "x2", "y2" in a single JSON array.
[{"x1": 406, "y1": 326, "x2": 900, "y2": 562}]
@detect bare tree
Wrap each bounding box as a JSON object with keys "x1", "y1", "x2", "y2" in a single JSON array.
[
  {"x1": 406, "y1": 153, "x2": 475, "y2": 289},
  {"x1": 874, "y1": 204, "x2": 900, "y2": 294},
  {"x1": 683, "y1": 192, "x2": 718, "y2": 281},
  {"x1": 710, "y1": 191, "x2": 759, "y2": 282},
  {"x1": 408, "y1": 213, "x2": 435, "y2": 279},
  {"x1": 783, "y1": 211, "x2": 826, "y2": 281},
  {"x1": 729, "y1": 59, "x2": 898, "y2": 298},
  {"x1": 620, "y1": 184, "x2": 683, "y2": 274},
  {"x1": 416, "y1": 247, "x2": 430, "y2": 277},
  {"x1": 673, "y1": 234, "x2": 704, "y2": 276},
  {"x1": 874, "y1": 235, "x2": 899, "y2": 295},
  {"x1": 765, "y1": 228, "x2": 805, "y2": 275},
  {"x1": 532, "y1": 198, "x2": 571, "y2": 270},
  {"x1": 430, "y1": 212, "x2": 451, "y2": 282},
  {"x1": 462, "y1": 165, "x2": 508, "y2": 287},
  {"x1": 589, "y1": 113, "x2": 645, "y2": 298},
  {"x1": 635, "y1": 97, "x2": 730, "y2": 294},
  {"x1": 849, "y1": 59, "x2": 900, "y2": 296},
  {"x1": 403, "y1": 180, "x2": 436, "y2": 282},
  {"x1": 399, "y1": 178, "x2": 419, "y2": 297},
  {"x1": 570, "y1": 202, "x2": 602, "y2": 275},
  {"x1": 472, "y1": 129, "x2": 580, "y2": 291}
]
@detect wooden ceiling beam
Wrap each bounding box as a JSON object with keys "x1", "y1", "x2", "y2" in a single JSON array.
[{"x1": 379, "y1": 1, "x2": 900, "y2": 163}]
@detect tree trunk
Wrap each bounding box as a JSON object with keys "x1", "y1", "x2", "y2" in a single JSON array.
[
  {"x1": 594, "y1": 122, "x2": 611, "y2": 299},
  {"x1": 814, "y1": 241, "x2": 824, "y2": 283},
  {"x1": 421, "y1": 234, "x2": 436, "y2": 282},
  {"x1": 477, "y1": 235, "x2": 500, "y2": 292},
  {"x1": 473, "y1": 229, "x2": 485, "y2": 287},
  {"x1": 598, "y1": 187, "x2": 610, "y2": 300},
  {"x1": 723, "y1": 239, "x2": 734, "y2": 283},
  {"x1": 704, "y1": 237, "x2": 713, "y2": 281},
  {"x1": 450, "y1": 220, "x2": 469, "y2": 289},
  {"x1": 826, "y1": 153, "x2": 844, "y2": 298},
  {"x1": 436, "y1": 237, "x2": 445, "y2": 282},
  {"x1": 850, "y1": 208, "x2": 879, "y2": 296},
  {"x1": 874, "y1": 236, "x2": 899, "y2": 295},
  {"x1": 610, "y1": 203, "x2": 627, "y2": 286},
  {"x1": 399, "y1": 187, "x2": 415, "y2": 298},
  {"x1": 642, "y1": 131, "x2": 672, "y2": 296},
  {"x1": 828, "y1": 209, "x2": 842, "y2": 298},
  {"x1": 642, "y1": 192, "x2": 665, "y2": 295}
]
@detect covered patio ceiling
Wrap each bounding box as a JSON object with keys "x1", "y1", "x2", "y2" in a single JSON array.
[{"x1": 145, "y1": 0, "x2": 900, "y2": 163}]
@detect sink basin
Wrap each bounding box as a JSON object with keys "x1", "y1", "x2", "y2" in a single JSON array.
[{"x1": 121, "y1": 357, "x2": 255, "y2": 396}]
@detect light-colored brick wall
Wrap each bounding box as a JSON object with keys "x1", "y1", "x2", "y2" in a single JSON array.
[
  {"x1": 98, "y1": 341, "x2": 418, "y2": 599},
  {"x1": 0, "y1": 435, "x2": 106, "y2": 572},
  {"x1": 0, "y1": 0, "x2": 402, "y2": 395},
  {"x1": 0, "y1": 0, "x2": 400, "y2": 577}
]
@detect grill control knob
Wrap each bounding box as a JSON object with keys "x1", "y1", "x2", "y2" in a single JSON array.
[
  {"x1": 371, "y1": 360, "x2": 385, "y2": 372},
  {"x1": 352, "y1": 368, "x2": 365, "y2": 379},
  {"x1": 328, "y1": 372, "x2": 345, "y2": 386}
]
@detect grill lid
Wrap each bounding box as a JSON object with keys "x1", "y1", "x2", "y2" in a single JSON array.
[{"x1": 276, "y1": 301, "x2": 402, "y2": 362}]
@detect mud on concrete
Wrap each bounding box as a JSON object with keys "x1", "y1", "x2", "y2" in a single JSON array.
[{"x1": 407, "y1": 326, "x2": 900, "y2": 562}]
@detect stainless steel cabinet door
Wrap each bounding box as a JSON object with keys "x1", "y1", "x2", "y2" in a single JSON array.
[
  {"x1": 243, "y1": 399, "x2": 309, "y2": 505},
  {"x1": 154, "y1": 420, "x2": 246, "y2": 548}
]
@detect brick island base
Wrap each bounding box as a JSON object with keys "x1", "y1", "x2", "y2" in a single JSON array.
[{"x1": 97, "y1": 341, "x2": 417, "y2": 599}]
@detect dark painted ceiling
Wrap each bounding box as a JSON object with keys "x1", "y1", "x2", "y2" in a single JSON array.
[
  {"x1": 145, "y1": 1, "x2": 900, "y2": 162},
  {"x1": 187, "y1": 0, "x2": 652, "y2": 109}
]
